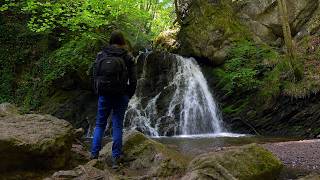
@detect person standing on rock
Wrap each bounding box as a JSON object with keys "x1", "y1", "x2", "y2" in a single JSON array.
[{"x1": 90, "y1": 30, "x2": 137, "y2": 169}]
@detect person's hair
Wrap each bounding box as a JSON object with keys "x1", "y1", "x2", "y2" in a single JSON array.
[{"x1": 109, "y1": 30, "x2": 126, "y2": 46}]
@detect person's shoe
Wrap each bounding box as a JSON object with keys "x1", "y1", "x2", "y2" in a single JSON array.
[{"x1": 111, "y1": 156, "x2": 120, "y2": 169}]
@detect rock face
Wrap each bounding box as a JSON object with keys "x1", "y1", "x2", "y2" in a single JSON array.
[
  {"x1": 0, "y1": 103, "x2": 74, "y2": 171},
  {"x1": 237, "y1": 0, "x2": 320, "y2": 41},
  {"x1": 39, "y1": 90, "x2": 97, "y2": 136},
  {"x1": 177, "y1": 0, "x2": 320, "y2": 64},
  {"x1": 219, "y1": 91, "x2": 320, "y2": 138},
  {"x1": 182, "y1": 144, "x2": 283, "y2": 180},
  {"x1": 178, "y1": 0, "x2": 246, "y2": 65}
]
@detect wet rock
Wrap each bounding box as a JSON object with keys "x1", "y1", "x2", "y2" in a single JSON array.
[
  {"x1": 182, "y1": 144, "x2": 283, "y2": 180},
  {"x1": 0, "y1": 103, "x2": 74, "y2": 171},
  {"x1": 125, "y1": 52, "x2": 181, "y2": 135},
  {"x1": 99, "y1": 130, "x2": 188, "y2": 178}
]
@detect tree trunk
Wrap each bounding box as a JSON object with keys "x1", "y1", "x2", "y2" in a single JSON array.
[
  {"x1": 174, "y1": 0, "x2": 182, "y2": 24},
  {"x1": 278, "y1": 0, "x2": 295, "y2": 60},
  {"x1": 278, "y1": 0, "x2": 303, "y2": 81}
]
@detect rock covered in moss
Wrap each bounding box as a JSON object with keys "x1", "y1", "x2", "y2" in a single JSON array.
[
  {"x1": 182, "y1": 144, "x2": 283, "y2": 180},
  {"x1": 154, "y1": 28, "x2": 180, "y2": 52},
  {"x1": 0, "y1": 103, "x2": 74, "y2": 171},
  {"x1": 99, "y1": 130, "x2": 188, "y2": 178},
  {"x1": 178, "y1": 0, "x2": 248, "y2": 65}
]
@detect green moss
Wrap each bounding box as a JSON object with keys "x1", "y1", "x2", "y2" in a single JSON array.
[
  {"x1": 179, "y1": 0, "x2": 251, "y2": 64},
  {"x1": 190, "y1": 144, "x2": 283, "y2": 180},
  {"x1": 0, "y1": 14, "x2": 48, "y2": 104},
  {"x1": 203, "y1": 1, "x2": 250, "y2": 40},
  {"x1": 101, "y1": 131, "x2": 188, "y2": 177},
  {"x1": 222, "y1": 144, "x2": 283, "y2": 180}
]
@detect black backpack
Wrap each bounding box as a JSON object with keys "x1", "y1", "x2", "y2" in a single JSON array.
[{"x1": 93, "y1": 51, "x2": 128, "y2": 95}]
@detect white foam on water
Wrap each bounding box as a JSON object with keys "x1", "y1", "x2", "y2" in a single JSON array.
[{"x1": 171, "y1": 133, "x2": 248, "y2": 138}]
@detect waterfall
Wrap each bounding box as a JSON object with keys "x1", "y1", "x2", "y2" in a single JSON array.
[{"x1": 125, "y1": 53, "x2": 225, "y2": 136}]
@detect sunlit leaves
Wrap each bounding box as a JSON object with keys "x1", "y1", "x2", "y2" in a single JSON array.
[{"x1": 2, "y1": 0, "x2": 175, "y2": 44}]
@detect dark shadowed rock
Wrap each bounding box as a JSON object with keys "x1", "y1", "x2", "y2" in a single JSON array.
[
  {"x1": 0, "y1": 103, "x2": 74, "y2": 171},
  {"x1": 39, "y1": 90, "x2": 97, "y2": 135}
]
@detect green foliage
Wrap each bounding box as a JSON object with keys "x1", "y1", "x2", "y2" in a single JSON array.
[
  {"x1": 1, "y1": 0, "x2": 175, "y2": 111},
  {"x1": 42, "y1": 33, "x2": 103, "y2": 82},
  {"x1": 213, "y1": 40, "x2": 279, "y2": 96},
  {"x1": 14, "y1": 33, "x2": 104, "y2": 111},
  {"x1": 2, "y1": 0, "x2": 175, "y2": 46},
  {"x1": 0, "y1": 13, "x2": 48, "y2": 104}
]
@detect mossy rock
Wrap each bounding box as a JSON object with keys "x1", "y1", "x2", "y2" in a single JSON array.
[
  {"x1": 100, "y1": 130, "x2": 188, "y2": 178},
  {"x1": 0, "y1": 103, "x2": 75, "y2": 172},
  {"x1": 178, "y1": 0, "x2": 250, "y2": 65},
  {"x1": 154, "y1": 28, "x2": 180, "y2": 52},
  {"x1": 182, "y1": 144, "x2": 283, "y2": 180}
]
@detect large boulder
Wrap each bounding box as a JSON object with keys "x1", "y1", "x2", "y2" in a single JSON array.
[
  {"x1": 0, "y1": 103, "x2": 74, "y2": 171},
  {"x1": 47, "y1": 132, "x2": 284, "y2": 179},
  {"x1": 182, "y1": 144, "x2": 283, "y2": 180},
  {"x1": 99, "y1": 130, "x2": 188, "y2": 178},
  {"x1": 48, "y1": 131, "x2": 188, "y2": 179},
  {"x1": 178, "y1": 0, "x2": 246, "y2": 65}
]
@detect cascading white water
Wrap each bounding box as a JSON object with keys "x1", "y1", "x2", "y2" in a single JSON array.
[
  {"x1": 170, "y1": 55, "x2": 223, "y2": 135},
  {"x1": 125, "y1": 54, "x2": 225, "y2": 136}
]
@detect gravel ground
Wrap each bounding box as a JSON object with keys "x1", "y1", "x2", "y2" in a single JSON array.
[{"x1": 263, "y1": 139, "x2": 320, "y2": 172}]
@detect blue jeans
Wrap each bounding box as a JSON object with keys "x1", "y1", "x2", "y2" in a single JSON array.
[{"x1": 91, "y1": 95, "x2": 129, "y2": 158}]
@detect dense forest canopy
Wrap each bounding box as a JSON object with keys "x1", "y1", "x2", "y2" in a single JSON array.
[
  {"x1": 1, "y1": 0, "x2": 175, "y2": 45},
  {"x1": 0, "y1": 0, "x2": 175, "y2": 110}
]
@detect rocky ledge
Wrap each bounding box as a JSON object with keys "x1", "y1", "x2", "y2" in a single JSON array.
[
  {"x1": 0, "y1": 103, "x2": 74, "y2": 172},
  {"x1": 49, "y1": 130, "x2": 283, "y2": 180}
]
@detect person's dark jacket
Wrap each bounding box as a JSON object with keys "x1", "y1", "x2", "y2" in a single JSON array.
[{"x1": 92, "y1": 45, "x2": 137, "y2": 98}]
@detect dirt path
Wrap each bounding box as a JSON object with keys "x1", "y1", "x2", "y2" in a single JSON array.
[{"x1": 262, "y1": 139, "x2": 320, "y2": 172}]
